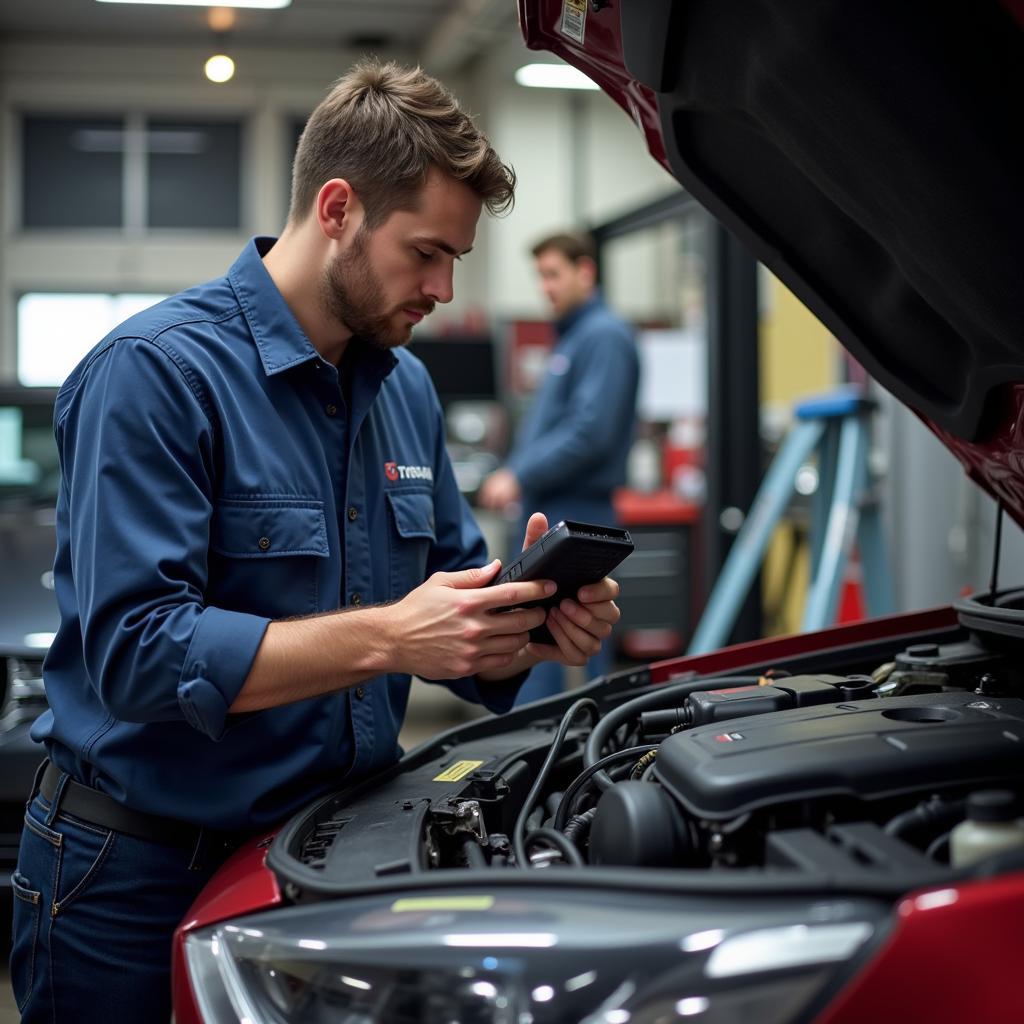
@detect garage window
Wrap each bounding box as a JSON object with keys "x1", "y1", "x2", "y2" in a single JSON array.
[
  {"x1": 20, "y1": 114, "x2": 243, "y2": 232},
  {"x1": 17, "y1": 292, "x2": 169, "y2": 387},
  {"x1": 22, "y1": 117, "x2": 125, "y2": 229}
]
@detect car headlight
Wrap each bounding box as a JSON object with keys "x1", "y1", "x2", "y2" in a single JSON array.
[{"x1": 184, "y1": 887, "x2": 884, "y2": 1024}]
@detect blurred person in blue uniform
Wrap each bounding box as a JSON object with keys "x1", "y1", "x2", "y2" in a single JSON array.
[{"x1": 479, "y1": 231, "x2": 639, "y2": 703}]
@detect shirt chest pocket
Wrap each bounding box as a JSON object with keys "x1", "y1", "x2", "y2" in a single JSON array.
[
  {"x1": 386, "y1": 489, "x2": 436, "y2": 599},
  {"x1": 208, "y1": 498, "x2": 330, "y2": 617}
]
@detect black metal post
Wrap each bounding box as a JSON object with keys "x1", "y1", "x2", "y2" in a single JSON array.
[{"x1": 705, "y1": 221, "x2": 762, "y2": 644}]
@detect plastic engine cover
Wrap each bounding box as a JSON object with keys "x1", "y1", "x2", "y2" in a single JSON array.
[{"x1": 653, "y1": 692, "x2": 1024, "y2": 820}]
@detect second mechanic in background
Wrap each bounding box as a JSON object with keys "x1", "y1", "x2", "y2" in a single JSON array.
[{"x1": 480, "y1": 231, "x2": 639, "y2": 703}]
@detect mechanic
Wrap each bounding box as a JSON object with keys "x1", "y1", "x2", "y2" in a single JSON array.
[
  {"x1": 479, "y1": 230, "x2": 638, "y2": 703},
  {"x1": 9, "y1": 61, "x2": 620, "y2": 1024}
]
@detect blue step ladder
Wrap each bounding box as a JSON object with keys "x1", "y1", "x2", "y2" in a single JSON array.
[{"x1": 688, "y1": 388, "x2": 895, "y2": 653}]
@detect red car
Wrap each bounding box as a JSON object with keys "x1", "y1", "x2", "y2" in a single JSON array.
[{"x1": 173, "y1": 2, "x2": 1024, "y2": 1021}]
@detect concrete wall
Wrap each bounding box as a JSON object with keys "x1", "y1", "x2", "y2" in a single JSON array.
[{"x1": 467, "y1": 36, "x2": 678, "y2": 321}]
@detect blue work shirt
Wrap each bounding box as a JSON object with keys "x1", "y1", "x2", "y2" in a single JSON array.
[
  {"x1": 508, "y1": 292, "x2": 638, "y2": 526},
  {"x1": 35, "y1": 237, "x2": 520, "y2": 831}
]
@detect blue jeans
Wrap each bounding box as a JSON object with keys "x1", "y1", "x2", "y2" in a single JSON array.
[{"x1": 9, "y1": 768, "x2": 233, "y2": 1023}]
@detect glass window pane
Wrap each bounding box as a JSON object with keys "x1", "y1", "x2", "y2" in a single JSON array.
[
  {"x1": 603, "y1": 211, "x2": 711, "y2": 423},
  {"x1": 17, "y1": 293, "x2": 168, "y2": 387},
  {"x1": 146, "y1": 120, "x2": 241, "y2": 229},
  {"x1": 0, "y1": 395, "x2": 61, "y2": 504},
  {"x1": 22, "y1": 116, "x2": 124, "y2": 228}
]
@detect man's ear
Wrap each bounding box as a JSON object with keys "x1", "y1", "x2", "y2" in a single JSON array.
[
  {"x1": 315, "y1": 178, "x2": 360, "y2": 241},
  {"x1": 577, "y1": 255, "x2": 598, "y2": 290}
]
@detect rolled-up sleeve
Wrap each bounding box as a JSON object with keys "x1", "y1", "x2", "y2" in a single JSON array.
[
  {"x1": 59, "y1": 337, "x2": 269, "y2": 740},
  {"x1": 178, "y1": 605, "x2": 271, "y2": 737}
]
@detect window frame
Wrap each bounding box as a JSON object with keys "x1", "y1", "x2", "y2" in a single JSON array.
[{"x1": 17, "y1": 110, "x2": 249, "y2": 237}]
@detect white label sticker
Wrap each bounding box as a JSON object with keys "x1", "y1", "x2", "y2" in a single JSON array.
[{"x1": 560, "y1": 0, "x2": 587, "y2": 45}]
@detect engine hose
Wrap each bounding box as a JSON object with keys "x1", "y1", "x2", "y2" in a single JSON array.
[
  {"x1": 584, "y1": 676, "x2": 761, "y2": 791},
  {"x1": 926, "y1": 831, "x2": 951, "y2": 862},
  {"x1": 460, "y1": 834, "x2": 488, "y2": 869},
  {"x1": 630, "y1": 750, "x2": 658, "y2": 780},
  {"x1": 554, "y1": 745, "x2": 659, "y2": 831},
  {"x1": 884, "y1": 796, "x2": 966, "y2": 844},
  {"x1": 563, "y1": 807, "x2": 598, "y2": 844},
  {"x1": 513, "y1": 698, "x2": 600, "y2": 869},
  {"x1": 523, "y1": 827, "x2": 586, "y2": 867}
]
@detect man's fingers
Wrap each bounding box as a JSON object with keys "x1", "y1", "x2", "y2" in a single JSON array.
[
  {"x1": 563, "y1": 596, "x2": 619, "y2": 629},
  {"x1": 476, "y1": 651, "x2": 519, "y2": 673},
  {"x1": 485, "y1": 605, "x2": 546, "y2": 634},
  {"x1": 577, "y1": 576, "x2": 620, "y2": 604},
  {"x1": 552, "y1": 606, "x2": 602, "y2": 651},
  {"x1": 440, "y1": 560, "x2": 503, "y2": 590},
  {"x1": 545, "y1": 608, "x2": 591, "y2": 666},
  {"x1": 522, "y1": 512, "x2": 548, "y2": 552},
  {"x1": 478, "y1": 579, "x2": 555, "y2": 611},
  {"x1": 479, "y1": 632, "x2": 532, "y2": 656}
]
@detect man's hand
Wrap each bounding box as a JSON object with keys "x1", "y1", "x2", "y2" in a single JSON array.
[
  {"x1": 478, "y1": 467, "x2": 522, "y2": 510},
  {"x1": 388, "y1": 559, "x2": 552, "y2": 679},
  {"x1": 520, "y1": 512, "x2": 622, "y2": 667}
]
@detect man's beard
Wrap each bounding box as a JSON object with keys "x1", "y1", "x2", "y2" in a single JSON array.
[{"x1": 320, "y1": 227, "x2": 421, "y2": 350}]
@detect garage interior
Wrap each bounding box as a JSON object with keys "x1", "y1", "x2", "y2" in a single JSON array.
[{"x1": 2, "y1": 1, "x2": 1023, "y2": 1021}]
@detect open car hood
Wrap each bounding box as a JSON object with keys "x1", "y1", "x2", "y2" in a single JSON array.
[{"x1": 519, "y1": 0, "x2": 1024, "y2": 524}]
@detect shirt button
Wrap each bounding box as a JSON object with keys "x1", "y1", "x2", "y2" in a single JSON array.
[
  {"x1": 350, "y1": 592, "x2": 362, "y2": 606},
  {"x1": 325, "y1": 403, "x2": 338, "y2": 417},
  {"x1": 347, "y1": 506, "x2": 358, "y2": 521},
  {"x1": 257, "y1": 536, "x2": 271, "y2": 551},
  {"x1": 355, "y1": 687, "x2": 366, "y2": 700}
]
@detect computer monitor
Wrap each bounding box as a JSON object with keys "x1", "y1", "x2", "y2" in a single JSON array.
[{"x1": 410, "y1": 335, "x2": 497, "y2": 405}]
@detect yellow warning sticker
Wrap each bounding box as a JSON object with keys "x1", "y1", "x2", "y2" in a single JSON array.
[
  {"x1": 560, "y1": 0, "x2": 587, "y2": 45},
  {"x1": 432, "y1": 759, "x2": 484, "y2": 783},
  {"x1": 391, "y1": 896, "x2": 495, "y2": 913}
]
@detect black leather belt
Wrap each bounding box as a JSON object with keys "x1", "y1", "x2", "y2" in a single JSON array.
[{"x1": 39, "y1": 761, "x2": 222, "y2": 849}]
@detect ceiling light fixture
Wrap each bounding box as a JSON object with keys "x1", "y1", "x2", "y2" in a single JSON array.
[
  {"x1": 207, "y1": 7, "x2": 237, "y2": 32},
  {"x1": 205, "y1": 53, "x2": 235, "y2": 84},
  {"x1": 514, "y1": 63, "x2": 599, "y2": 90},
  {"x1": 97, "y1": 0, "x2": 290, "y2": 9}
]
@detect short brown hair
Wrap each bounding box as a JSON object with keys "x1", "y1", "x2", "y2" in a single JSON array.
[
  {"x1": 531, "y1": 230, "x2": 597, "y2": 264},
  {"x1": 289, "y1": 59, "x2": 516, "y2": 227}
]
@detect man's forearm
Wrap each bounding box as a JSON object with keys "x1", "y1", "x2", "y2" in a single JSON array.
[
  {"x1": 231, "y1": 605, "x2": 396, "y2": 712},
  {"x1": 232, "y1": 566, "x2": 557, "y2": 713}
]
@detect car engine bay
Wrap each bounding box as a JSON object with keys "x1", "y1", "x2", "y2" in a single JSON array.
[{"x1": 270, "y1": 595, "x2": 1024, "y2": 902}]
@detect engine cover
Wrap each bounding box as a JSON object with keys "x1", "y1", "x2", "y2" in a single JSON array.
[{"x1": 654, "y1": 692, "x2": 1024, "y2": 820}]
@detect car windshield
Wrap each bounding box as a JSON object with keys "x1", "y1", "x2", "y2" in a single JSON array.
[{"x1": 0, "y1": 391, "x2": 59, "y2": 506}]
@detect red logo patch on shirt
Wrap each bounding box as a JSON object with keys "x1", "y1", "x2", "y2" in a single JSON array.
[{"x1": 384, "y1": 461, "x2": 433, "y2": 483}]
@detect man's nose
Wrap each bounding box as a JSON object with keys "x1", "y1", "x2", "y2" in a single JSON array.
[{"x1": 424, "y1": 263, "x2": 454, "y2": 305}]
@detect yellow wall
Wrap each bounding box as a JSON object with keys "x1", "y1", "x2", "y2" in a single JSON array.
[
  {"x1": 758, "y1": 272, "x2": 840, "y2": 635},
  {"x1": 760, "y1": 270, "x2": 837, "y2": 411}
]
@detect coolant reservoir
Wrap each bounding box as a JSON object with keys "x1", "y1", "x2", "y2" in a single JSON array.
[{"x1": 949, "y1": 790, "x2": 1024, "y2": 868}]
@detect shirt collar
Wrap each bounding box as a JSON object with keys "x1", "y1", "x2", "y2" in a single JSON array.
[
  {"x1": 227, "y1": 237, "x2": 322, "y2": 377},
  {"x1": 555, "y1": 290, "x2": 603, "y2": 337},
  {"x1": 227, "y1": 237, "x2": 399, "y2": 386}
]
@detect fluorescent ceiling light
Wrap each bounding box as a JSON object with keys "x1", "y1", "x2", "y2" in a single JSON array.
[
  {"x1": 96, "y1": 0, "x2": 291, "y2": 9},
  {"x1": 515, "y1": 63, "x2": 599, "y2": 90}
]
